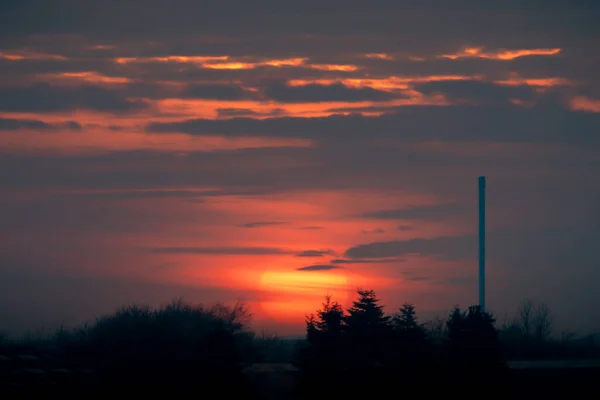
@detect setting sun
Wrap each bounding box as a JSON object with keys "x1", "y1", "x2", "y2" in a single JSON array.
[{"x1": 258, "y1": 270, "x2": 350, "y2": 321}]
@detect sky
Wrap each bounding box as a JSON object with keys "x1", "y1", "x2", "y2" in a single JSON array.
[{"x1": 1, "y1": 0, "x2": 600, "y2": 337}]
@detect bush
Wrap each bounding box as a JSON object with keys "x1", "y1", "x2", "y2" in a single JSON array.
[{"x1": 57, "y1": 299, "x2": 256, "y2": 391}]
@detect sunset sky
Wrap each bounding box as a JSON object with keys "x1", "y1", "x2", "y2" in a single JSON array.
[{"x1": 1, "y1": 1, "x2": 600, "y2": 337}]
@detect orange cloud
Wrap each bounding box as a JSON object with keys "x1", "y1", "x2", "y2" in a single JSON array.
[
  {"x1": 308, "y1": 63, "x2": 359, "y2": 72},
  {"x1": 260, "y1": 58, "x2": 307, "y2": 67},
  {"x1": 154, "y1": 93, "x2": 447, "y2": 119},
  {"x1": 114, "y1": 55, "x2": 357, "y2": 72},
  {"x1": 90, "y1": 44, "x2": 115, "y2": 50},
  {"x1": 509, "y1": 98, "x2": 536, "y2": 108},
  {"x1": 38, "y1": 71, "x2": 133, "y2": 85},
  {"x1": 0, "y1": 51, "x2": 67, "y2": 61},
  {"x1": 288, "y1": 75, "x2": 481, "y2": 91},
  {"x1": 204, "y1": 59, "x2": 357, "y2": 72},
  {"x1": 115, "y1": 55, "x2": 229, "y2": 65},
  {"x1": 0, "y1": 127, "x2": 312, "y2": 155},
  {"x1": 494, "y1": 76, "x2": 574, "y2": 87},
  {"x1": 440, "y1": 47, "x2": 561, "y2": 60},
  {"x1": 364, "y1": 53, "x2": 393, "y2": 60},
  {"x1": 569, "y1": 96, "x2": 600, "y2": 113},
  {"x1": 202, "y1": 61, "x2": 257, "y2": 70}
]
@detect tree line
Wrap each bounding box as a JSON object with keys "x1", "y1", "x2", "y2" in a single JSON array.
[
  {"x1": 298, "y1": 289, "x2": 504, "y2": 372},
  {"x1": 2, "y1": 291, "x2": 599, "y2": 395}
]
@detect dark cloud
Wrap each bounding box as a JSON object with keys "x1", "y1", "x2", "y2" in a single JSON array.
[
  {"x1": 264, "y1": 82, "x2": 399, "y2": 103},
  {"x1": 0, "y1": 117, "x2": 52, "y2": 130},
  {"x1": 362, "y1": 203, "x2": 472, "y2": 220},
  {"x1": 331, "y1": 258, "x2": 402, "y2": 264},
  {"x1": 345, "y1": 228, "x2": 600, "y2": 276},
  {"x1": 2, "y1": 0, "x2": 598, "y2": 48},
  {"x1": 345, "y1": 235, "x2": 475, "y2": 260},
  {"x1": 406, "y1": 276, "x2": 430, "y2": 281},
  {"x1": 414, "y1": 80, "x2": 536, "y2": 103},
  {"x1": 180, "y1": 83, "x2": 253, "y2": 100},
  {"x1": 296, "y1": 264, "x2": 340, "y2": 271},
  {"x1": 0, "y1": 83, "x2": 146, "y2": 113},
  {"x1": 149, "y1": 246, "x2": 292, "y2": 255},
  {"x1": 146, "y1": 104, "x2": 600, "y2": 147},
  {"x1": 238, "y1": 221, "x2": 289, "y2": 228},
  {"x1": 295, "y1": 249, "x2": 335, "y2": 257},
  {"x1": 361, "y1": 228, "x2": 385, "y2": 234},
  {"x1": 216, "y1": 108, "x2": 286, "y2": 118},
  {"x1": 65, "y1": 120, "x2": 82, "y2": 130},
  {"x1": 398, "y1": 225, "x2": 413, "y2": 231},
  {"x1": 297, "y1": 226, "x2": 324, "y2": 230}
]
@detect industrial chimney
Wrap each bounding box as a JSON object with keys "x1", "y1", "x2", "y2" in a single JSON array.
[{"x1": 478, "y1": 176, "x2": 486, "y2": 313}]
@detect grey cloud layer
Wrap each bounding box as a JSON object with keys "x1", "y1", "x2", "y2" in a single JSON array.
[
  {"x1": 361, "y1": 203, "x2": 473, "y2": 220},
  {"x1": 264, "y1": 82, "x2": 401, "y2": 103},
  {"x1": 0, "y1": 83, "x2": 145, "y2": 113},
  {"x1": 2, "y1": 1, "x2": 597, "y2": 43},
  {"x1": 147, "y1": 104, "x2": 600, "y2": 146}
]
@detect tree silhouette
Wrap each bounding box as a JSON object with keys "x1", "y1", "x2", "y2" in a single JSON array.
[
  {"x1": 303, "y1": 295, "x2": 346, "y2": 368},
  {"x1": 345, "y1": 289, "x2": 391, "y2": 332},
  {"x1": 344, "y1": 289, "x2": 392, "y2": 367},
  {"x1": 55, "y1": 299, "x2": 256, "y2": 392},
  {"x1": 392, "y1": 303, "x2": 431, "y2": 368},
  {"x1": 445, "y1": 305, "x2": 505, "y2": 370}
]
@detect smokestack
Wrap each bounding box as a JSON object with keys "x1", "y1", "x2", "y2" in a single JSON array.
[{"x1": 478, "y1": 176, "x2": 486, "y2": 313}]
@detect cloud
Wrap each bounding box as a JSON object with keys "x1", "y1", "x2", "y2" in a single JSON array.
[
  {"x1": 263, "y1": 81, "x2": 399, "y2": 103},
  {"x1": 146, "y1": 104, "x2": 600, "y2": 147},
  {"x1": 238, "y1": 221, "x2": 289, "y2": 228},
  {"x1": 216, "y1": 108, "x2": 286, "y2": 118},
  {"x1": 344, "y1": 235, "x2": 475, "y2": 260},
  {"x1": 295, "y1": 249, "x2": 336, "y2": 257},
  {"x1": 570, "y1": 96, "x2": 600, "y2": 113},
  {"x1": 330, "y1": 258, "x2": 402, "y2": 264},
  {"x1": 439, "y1": 47, "x2": 562, "y2": 61},
  {"x1": 65, "y1": 121, "x2": 83, "y2": 130},
  {"x1": 362, "y1": 203, "x2": 472, "y2": 220},
  {"x1": 361, "y1": 228, "x2": 385, "y2": 234},
  {"x1": 0, "y1": 117, "x2": 53, "y2": 130},
  {"x1": 2, "y1": 1, "x2": 596, "y2": 47},
  {"x1": 296, "y1": 264, "x2": 341, "y2": 271},
  {"x1": 180, "y1": 83, "x2": 254, "y2": 100},
  {"x1": 149, "y1": 246, "x2": 292, "y2": 255},
  {"x1": 297, "y1": 226, "x2": 324, "y2": 230},
  {"x1": 0, "y1": 83, "x2": 146, "y2": 113},
  {"x1": 0, "y1": 50, "x2": 67, "y2": 61},
  {"x1": 397, "y1": 225, "x2": 413, "y2": 231},
  {"x1": 414, "y1": 80, "x2": 535, "y2": 103},
  {"x1": 406, "y1": 276, "x2": 430, "y2": 281},
  {"x1": 344, "y1": 228, "x2": 600, "y2": 270}
]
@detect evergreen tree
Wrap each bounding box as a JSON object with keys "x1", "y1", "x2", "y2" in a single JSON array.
[
  {"x1": 445, "y1": 305, "x2": 505, "y2": 370},
  {"x1": 344, "y1": 289, "x2": 392, "y2": 366},
  {"x1": 393, "y1": 303, "x2": 420, "y2": 332},
  {"x1": 392, "y1": 303, "x2": 431, "y2": 367},
  {"x1": 345, "y1": 289, "x2": 391, "y2": 331},
  {"x1": 304, "y1": 295, "x2": 346, "y2": 367}
]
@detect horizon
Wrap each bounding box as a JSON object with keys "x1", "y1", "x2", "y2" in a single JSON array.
[{"x1": 1, "y1": 1, "x2": 600, "y2": 338}]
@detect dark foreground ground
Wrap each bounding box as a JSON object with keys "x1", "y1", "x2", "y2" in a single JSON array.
[
  {"x1": 2, "y1": 359, "x2": 600, "y2": 399},
  {"x1": 2, "y1": 345, "x2": 599, "y2": 398}
]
